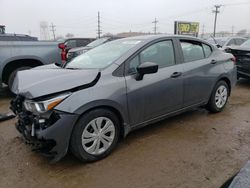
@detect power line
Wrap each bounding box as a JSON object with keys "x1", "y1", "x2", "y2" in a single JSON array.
[
  {"x1": 152, "y1": 18, "x2": 158, "y2": 34},
  {"x1": 50, "y1": 23, "x2": 56, "y2": 40},
  {"x1": 212, "y1": 5, "x2": 222, "y2": 37}
]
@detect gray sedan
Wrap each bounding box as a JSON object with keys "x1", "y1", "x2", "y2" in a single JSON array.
[{"x1": 11, "y1": 35, "x2": 237, "y2": 163}]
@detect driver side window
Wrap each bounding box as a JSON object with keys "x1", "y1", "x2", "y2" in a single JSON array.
[{"x1": 128, "y1": 40, "x2": 175, "y2": 74}]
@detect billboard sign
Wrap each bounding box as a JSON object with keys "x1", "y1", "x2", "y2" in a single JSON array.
[{"x1": 174, "y1": 21, "x2": 199, "y2": 37}]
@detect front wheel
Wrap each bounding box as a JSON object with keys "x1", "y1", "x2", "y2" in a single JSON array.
[
  {"x1": 206, "y1": 80, "x2": 229, "y2": 113},
  {"x1": 70, "y1": 109, "x2": 120, "y2": 162}
]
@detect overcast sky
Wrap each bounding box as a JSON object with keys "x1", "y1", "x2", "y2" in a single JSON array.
[{"x1": 1, "y1": 0, "x2": 250, "y2": 39}]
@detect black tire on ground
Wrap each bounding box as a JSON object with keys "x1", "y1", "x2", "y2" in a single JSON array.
[
  {"x1": 206, "y1": 80, "x2": 229, "y2": 113},
  {"x1": 70, "y1": 108, "x2": 120, "y2": 162},
  {"x1": 7, "y1": 66, "x2": 31, "y2": 89}
]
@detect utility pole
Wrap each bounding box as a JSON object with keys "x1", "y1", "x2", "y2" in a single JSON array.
[
  {"x1": 212, "y1": 5, "x2": 222, "y2": 37},
  {"x1": 152, "y1": 18, "x2": 158, "y2": 34},
  {"x1": 50, "y1": 23, "x2": 56, "y2": 40},
  {"x1": 201, "y1": 24, "x2": 205, "y2": 38},
  {"x1": 231, "y1": 26, "x2": 235, "y2": 36},
  {"x1": 97, "y1": 11, "x2": 102, "y2": 38}
]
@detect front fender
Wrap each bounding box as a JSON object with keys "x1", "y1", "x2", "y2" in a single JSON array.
[{"x1": 74, "y1": 99, "x2": 129, "y2": 126}]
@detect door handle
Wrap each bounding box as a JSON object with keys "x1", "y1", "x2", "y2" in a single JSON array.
[
  {"x1": 210, "y1": 59, "x2": 217, "y2": 64},
  {"x1": 171, "y1": 72, "x2": 182, "y2": 78}
]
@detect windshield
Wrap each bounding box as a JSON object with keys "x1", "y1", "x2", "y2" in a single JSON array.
[
  {"x1": 86, "y1": 37, "x2": 110, "y2": 47},
  {"x1": 65, "y1": 39, "x2": 142, "y2": 69},
  {"x1": 242, "y1": 39, "x2": 250, "y2": 47}
]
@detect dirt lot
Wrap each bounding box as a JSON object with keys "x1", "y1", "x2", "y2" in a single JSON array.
[{"x1": 0, "y1": 79, "x2": 250, "y2": 188}]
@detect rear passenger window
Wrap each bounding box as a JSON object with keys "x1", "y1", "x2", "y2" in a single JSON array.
[
  {"x1": 202, "y1": 43, "x2": 212, "y2": 58},
  {"x1": 181, "y1": 41, "x2": 204, "y2": 62}
]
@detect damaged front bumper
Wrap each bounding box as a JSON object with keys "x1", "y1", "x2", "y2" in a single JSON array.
[{"x1": 11, "y1": 96, "x2": 79, "y2": 163}]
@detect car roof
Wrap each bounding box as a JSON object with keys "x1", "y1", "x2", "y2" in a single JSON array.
[
  {"x1": 118, "y1": 34, "x2": 202, "y2": 41},
  {"x1": 68, "y1": 35, "x2": 211, "y2": 52}
]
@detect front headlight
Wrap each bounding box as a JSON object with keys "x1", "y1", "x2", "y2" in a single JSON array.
[{"x1": 24, "y1": 93, "x2": 70, "y2": 113}]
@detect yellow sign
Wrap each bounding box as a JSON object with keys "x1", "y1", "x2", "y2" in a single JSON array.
[{"x1": 175, "y1": 21, "x2": 199, "y2": 36}]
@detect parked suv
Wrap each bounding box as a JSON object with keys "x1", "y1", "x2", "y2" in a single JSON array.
[
  {"x1": 11, "y1": 35, "x2": 237, "y2": 163},
  {"x1": 207, "y1": 37, "x2": 247, "y2": 50},
  {"x1": 66, "y1": 36, "x2": 121, "y2": 61},
  {"x1": 58, "y1": 38, "x2": 95, "y2": 64}
]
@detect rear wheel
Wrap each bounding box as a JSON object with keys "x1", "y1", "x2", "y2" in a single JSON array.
[
  {"x1": 206, "y1": 80, "x2": 229, "y2": 113},
  {"x1": 7, "y1": 66, "x2": 31, "y2": 89},
  {"x1": 70, "y1": 109, "x2": 120, "y2": 162}
]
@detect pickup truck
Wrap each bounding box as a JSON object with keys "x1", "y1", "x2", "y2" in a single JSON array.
[{"x1": 0, "y1": 41, "x2": 62, "y2": 90}]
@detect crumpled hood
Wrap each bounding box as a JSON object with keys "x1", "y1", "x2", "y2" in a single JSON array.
[{"x1": 11, "y1": 64, "x2": 100, "y2": 99}]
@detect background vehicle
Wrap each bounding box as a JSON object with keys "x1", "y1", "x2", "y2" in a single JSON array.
[
  {"x1": 0, "y1": 40, "x2": 62, "y2": 90},
  {"x1": 66, "y1": 36, "x2": 122, "y2": 61},
  {"x1": 58, "y1": 37, "x2": 95, "y2": 64},
  {"x1": 0, "y1": 33, "x2": 38, "y2": 41},
  {"x1": 11, "y1": 35, "x2": 236, "y2": 163},
  {"x1": 207, "y1": 37, "x2": 247, "y2": 50},
  {"x1": 225, "y1": 39, "x2": 250, "y2": 79},
  {"x1": 63, "y1": 38, "x2": 95, "y2": 50}
]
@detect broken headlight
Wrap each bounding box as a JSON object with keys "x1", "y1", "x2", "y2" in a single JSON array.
[{"x1": 24, "y1": 93, "x2": 71, "y2": 114}]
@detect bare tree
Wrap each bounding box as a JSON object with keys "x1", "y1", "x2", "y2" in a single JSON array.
[
  {"x1": 237, "y1": 29, "x2": 247, "y2": 36},
  {"x1": 65, "y1": 33, "x2": 74, "y2": 38}
]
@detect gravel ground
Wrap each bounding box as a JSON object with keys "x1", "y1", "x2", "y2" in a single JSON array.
[{"x1": 0, "y1": 79, "x2": 250, "y2": 188}]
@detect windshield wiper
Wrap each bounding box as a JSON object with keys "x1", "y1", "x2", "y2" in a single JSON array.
[{"x1": 65, "y1": 67, "x2": 79, "y2": 70}]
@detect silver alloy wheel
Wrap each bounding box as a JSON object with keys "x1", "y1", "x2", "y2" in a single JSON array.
[
  {"x1": 215, "y1": 85, "x2": 228, "y2": 109},
  {"x1": 81, "y1": 117, "x2": 115, "y2": 155}
]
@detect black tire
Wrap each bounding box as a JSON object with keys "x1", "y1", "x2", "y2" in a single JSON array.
[
  {"x1": 206, "y1": 80, "x2": 229, "y2": 113},
  {"x1": 8, "y1": 66, "x2": 31, "y2": 89},
  {"x1": 70, "y1": 108, "x2": 120, "y2": 162}
]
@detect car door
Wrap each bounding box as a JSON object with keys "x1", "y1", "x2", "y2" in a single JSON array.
[
  {"x1": 179, "y1": 39, "x2": 216, "y2": 107},
  {"x1": 125, "y1": 40, "x2": 184, "y2": 126}
]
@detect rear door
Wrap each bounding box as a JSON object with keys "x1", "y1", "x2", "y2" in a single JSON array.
[
  {"x1": 125, "y1": 39, "x2": 184, "y2": 126},
  {"x1": 178, "y1": 39, "x2": 217, "y2": 107}
]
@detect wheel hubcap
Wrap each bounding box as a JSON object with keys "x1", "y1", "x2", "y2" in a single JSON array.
[
  {"x1": 215, "y1": 85, "x2": 228, "y2": 108},
  {"x1": 81, "y1": 117, "x2": 115, "y2": 155}
]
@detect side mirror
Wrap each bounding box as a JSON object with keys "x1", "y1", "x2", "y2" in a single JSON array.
[{"x1": 136, "y1": 62, "x2": 158, "y2": 81}]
